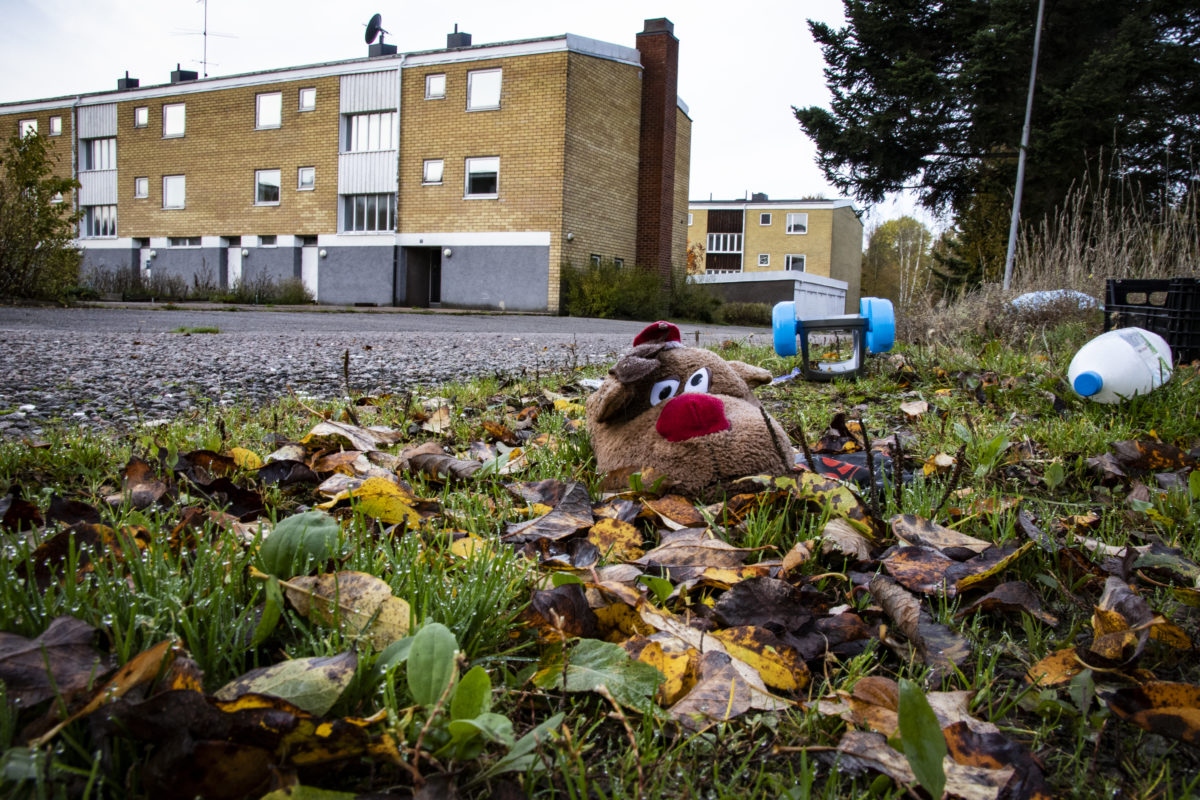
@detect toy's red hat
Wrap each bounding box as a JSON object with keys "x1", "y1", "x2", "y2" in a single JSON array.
[{"x1": 633, "y1": 321, "x2": 681, "y2": 347}]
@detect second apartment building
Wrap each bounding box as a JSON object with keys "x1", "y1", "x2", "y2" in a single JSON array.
[{"x1": 0, "y1": 19, "x2": 691, "y2": 313}]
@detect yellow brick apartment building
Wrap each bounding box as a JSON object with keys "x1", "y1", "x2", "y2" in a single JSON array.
[
  {"x1": 687, "y1": 195, "x2": 863, "y2": 313},
  {"x1": 0, "y1": 20, "x2": 691, "y2": 312}
]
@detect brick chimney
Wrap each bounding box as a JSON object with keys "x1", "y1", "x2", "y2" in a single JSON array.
[{"x1": 635, "y1": 18, "x2": 679, "y2": 281}]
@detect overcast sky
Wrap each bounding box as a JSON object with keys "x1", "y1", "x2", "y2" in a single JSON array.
[{"x1": 1, "y1": 0, "x2": 927, "y2": 226}]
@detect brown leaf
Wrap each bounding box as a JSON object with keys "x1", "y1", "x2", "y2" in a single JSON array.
[
  {"x1": 835, "y1": 730, "x2": 1013, "y2": 800},
  {"x1": 1102, "y1": 681, "x2": 1200, "y2": 745},
  {"x1": 891, "y1": 514, "x2": 992, "y2": 560},
  {"x1": 882, "y1": 546, "x2": 959, "y2": 594},
  {"x1": 408, "y1": 451, "x2": 483, "y2": 482},
  {"x1": 821, "y1": 518, "x2": 874, "y2": 561},
  {"x1": 524, "y1": 583, "x2": 601, "y2": 641},
  {"x1": 955, "y1": 581, "x2": 1059, "y2": 626},
  {"x1": 712, "y1": 577, "x2": 814, "y2": 632},
  {"x1": 869, "y1": 574, "x2": 972, "y2": 681},
  {"x1": 0, "y1": 617, "x2": 111, "y2": 707},
  {"x1": 1, "y1": 487, "x2": 43, "y2": 532},
  {"x1": 1109, "y1": 439, "x2": 1198, "y2": 473},
  {"x1": 504, "y1": 482, "x2": 594, "y2": 542},
  {"x1": 899, "y1": 399, "x2": 929, "y2": 419},
  {"x1": 942, "y1": 721, "x2": 1054, "y2": 800},
  {"x1": 643, "y1": 495, "x2": 707, "y2": 529},
  {"x1": 303, "y1": 420, "x2": 405, "y2": 451},
  {"x1": 106, "y1": 457, "x2": 169, "y2": 509}
]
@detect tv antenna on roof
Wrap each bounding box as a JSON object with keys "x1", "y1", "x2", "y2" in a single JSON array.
[{"x1": 365, "y1": 13, "x2": 389, "y2": 45}]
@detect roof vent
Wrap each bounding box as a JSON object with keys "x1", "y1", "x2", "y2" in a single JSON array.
[
  {"x1": 117, "y1": 71, "x2": 140, "y2": 91},
  {"x1": 170, "y1": 64, "x2": 198, "y2": 84},
  {"x1": 447, "y1": 24, "x2": 472, "y2": 49},
  {"x1": 751, "y1": 192, "x2": 769, "y2": 202}
]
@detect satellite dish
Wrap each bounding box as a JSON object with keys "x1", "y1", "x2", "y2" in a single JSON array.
[{"x1": 365, "y1": 13, "x2": 389, "y2": 45}]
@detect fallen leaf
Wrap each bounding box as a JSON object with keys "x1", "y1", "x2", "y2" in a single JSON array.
[
  {"x1": 869, "y1": 575, "x2": 972, "y2": 681},
  {"x1": 835, "y1": 730, "x2": 1013, "y2": 800},
  {"x1": 955, "y1": 582, "x2": 1059, "y2": 626},
  {"x1": 283, "y1": 571, "x2": 411, "y2": 650},
  {"x1": 214, "y1": 651, "x2": 357, "y2": 716},
  {"x1": 891, "y1": 514, "x2": 992, "y2": 559},
  {"x1": 0, "y1": 616, "x2": 110, "y2": 707},
  {"x1": 1101, "y1": 681, "x2": 1200, "y2": 745}
]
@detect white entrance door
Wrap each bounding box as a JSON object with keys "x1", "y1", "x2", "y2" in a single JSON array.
[
  {"x1": 139, "y1": 246, "x2": 153, "y2": 282},
  {"x1": 301, "y1": 245, "x2": 319, "y2": 301},
  {"x1": 227, "y1": 245, "x2": 243, "y2": 287}
]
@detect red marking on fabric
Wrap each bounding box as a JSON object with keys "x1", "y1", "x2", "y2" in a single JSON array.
[
  {"x1": 633, "y1": 320, "x2": 681, "y2": 347},
  {"x1": 655, "y1": 393, "x2": 730, "y2": 442}
]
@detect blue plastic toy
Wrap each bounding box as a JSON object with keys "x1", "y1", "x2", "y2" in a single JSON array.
[{"x1": 772, "y1": 297, "x2": 895, "y2": 381}]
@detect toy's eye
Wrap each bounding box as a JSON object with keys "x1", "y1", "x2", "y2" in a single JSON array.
[
  {"x1": 650, "y1": 378, "x2": 680, "y2": 406},
  {"x1": 681, "y1": 367, "x2": 711, "y2": 395}
]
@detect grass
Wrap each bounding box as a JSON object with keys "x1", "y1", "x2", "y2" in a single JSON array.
[
  {"x1": 170, "y1": 326, "x2": 220, "y2": 334},
  {"x1": 1, "y1": 314, "x2": 1199, "y2": 799}
]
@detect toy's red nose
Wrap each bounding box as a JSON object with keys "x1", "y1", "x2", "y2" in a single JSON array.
[{"x1": 655, "y1": 394, "x2": 730, "y2": 443}]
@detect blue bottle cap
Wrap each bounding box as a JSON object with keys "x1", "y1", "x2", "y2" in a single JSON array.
[{"x1": 1073, "y1": 370, "x2": 1103, "y2": 397}]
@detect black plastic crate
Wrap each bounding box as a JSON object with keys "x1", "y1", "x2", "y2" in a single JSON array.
[{"x1": 1104, "y1": 278, "x2": 1200, "y2": 363}]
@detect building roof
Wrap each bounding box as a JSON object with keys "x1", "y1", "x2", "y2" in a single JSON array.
[{"x1": 689, "y1": 198, "x2": 859, "y2": 211}]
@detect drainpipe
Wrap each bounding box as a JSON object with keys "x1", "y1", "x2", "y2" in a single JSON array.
[{"x1": 70, "y1": 96, "x2": 81, "y2": 242}]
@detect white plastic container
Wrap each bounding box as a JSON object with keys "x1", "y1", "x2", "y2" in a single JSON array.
[{"x1": 1067, "y1": 327, "x2": 1174, "y2": 403}]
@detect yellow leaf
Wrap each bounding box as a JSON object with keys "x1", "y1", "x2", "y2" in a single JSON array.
[
  {"x1": 346, "y1": 476, "x2": 422, "y2": 527},
  {"x1": 709, "y1": 626, "x2": 810, "y2": 692},
  {"x1": 587, "y1": 518, "x2": 646, "y2": 562},
  {"x1": 1026, "y1": 647, "x2": 1085, "y2": 686},
  {"x1": 450, "y1": 533, "x2": 491, "y2": 559},
  {"x1": 630, "y1": 641, "x2": 700, "y2": 706},
  {"x1": 228, "y1": 447, "x2": 264, "y2": 470},
  {"x1": 595, "y1": 602, "x2": 655, "y2": 641},
  {"x1": 283, "y1": 571, "x2": 411, "y2": 651}
]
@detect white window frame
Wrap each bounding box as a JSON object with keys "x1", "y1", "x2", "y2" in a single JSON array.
[
  {"x1": 706, "y1": 232, "x2": 742, "y2": 254},
  {"x1": 163, "y1": 174, "x2": 186, "y2": 209},
  {"x1": 590, "y1": 254, "x2": 602, "y2": 266},
  {"x1": 613, "y1": 258, "x2": 625, "y2": 268},
  {"x1": 341, "y1": 193, "x2": 396, "y2": 233},
  {"x1": 83, "y1": 138, "x2": 116, "y2": 172},
  {"x1": 259, "y1": 235, "x2": 277, "y2": 247},
  {"x1": 425, "y1": 74, "x2": 446, "y2": 100},
  {"x1": 256, "y1": 92, "x2": 282, "y2": 129},
  {"x1": 786, "y1": 212, "x2": 808, "y2": 235},
  {"x1": 18, "y1": 119, "x2": 36, "y2": 137},
  {"x1": 297, "y1": 166, "x2": 315, "y2": 191},
  {"x1": 466, "y1": 69, "x2": 502, "y2": 111},
  {"x1": 49, "y1": 116, "x2": 62, "y2": 136},
  {"x1": 163, "y1": 103, "x2": 185, "y2": 138},
  {"x1": 688, "y1": 213, "x2": 693, "y2": 226},
  {"x1": 464, "y1": 156, "x2": 499, "y2": 198},
  {"x1": 134, "y1": 177, "x2": 148, "y2": 198},
  {"x1": 82, "y1": 205, "x2": 117, "y2": 238},
  {"x1": 786, "y1": 254, "x2": 806, "y2": 272},
  {"x1": 422, "y1": 159, "x2": 444, "y2": 185},
  {"x1": 134, "y1": 106, "x2": 149, "y2": 128},
  {"x1": 168, "y1": 236, "x2": 201, "y2": 248},
  {"x1": 760, "y1": 212, "x2": 772, "y2": 226},
  {"x1": 345, "y1": 111, "x2": 396, "y2": 152},
  {"x1": 255, "y1": 169, "x2": 282, "y2": 205},
  {"x1": 757, "y1": 253, "x2": 770, "y2": 267},
  {"x1": 298, "y1": 87, "x2": 316, "y2": 111}
]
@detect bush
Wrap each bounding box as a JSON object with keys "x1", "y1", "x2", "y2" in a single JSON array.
[
  {"x1": 561, "y1": 260, "x2": 665, "y2": 320},
  {"x1": 718, "y1": 301, "x2": 772, "y2": 327},
  {"x1": 666, "y1": 265, "x2": 723, "y2": 323},
  {"x1": 81, "y1": 266, "x2": 314, "y2": 305}
]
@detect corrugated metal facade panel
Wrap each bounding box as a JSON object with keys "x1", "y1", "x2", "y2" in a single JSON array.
[
  {"x1": 77, "y1": 104, "x2": 117, "y2": 138},
  {"x1": 338, "y1": 151, "x2": 398, "y2": 194},
  {"x1": 339, "y1": 71, "x2": 399, "y2": 113},
  {"x1": 78, "y1": 170, "x2": 117, "y2": 205}
]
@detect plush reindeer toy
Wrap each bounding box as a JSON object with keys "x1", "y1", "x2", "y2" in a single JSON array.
[{"x1": 585, "y1": 321, "x2": 793, "y2": 496}]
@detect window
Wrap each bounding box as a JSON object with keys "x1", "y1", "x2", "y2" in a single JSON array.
[
  {"x1": 786, "y1": 212, "x2": 808, "y2": 234},
  {"x1": 706, "y1": 232, "x2": 742, "y2": 253},
  {"x1": 465, "y1": 156, "x2": 498, "y2": 198},
  {"x1": 345, "y1": 111, "x2": 396, "y2": 152},
  {"x1": 134, "y1": 177, "x2": 148, "y2": 198},
  {"x1": 297, "y1": 167, "x2": 315, "y2": 190},
  {"x1": 134, "y1": 106, "x2": 149, "y2": 127},
  {"x1": 18, "y1": 119, "x2": 36, "y2": 137},
  {"x1": 49, "y1": 116, "x2": 62, "y2": 136},
  {"x1": 688, "y1": 213, "x2": 693, "y2": 226},
  {"x1": 342, "y1": 194, "x2": 396, "y2": 232},
  {"x1": 163, "y1": 103, "x2": 185, "y2": 137},
  {"x1": 423, "y1": 159, "x2": 444, "y2": 184},
  {"x1": 50, "y1": 192, "x2": 63, "y2": 204},
  {"x1": 168, "y1": 236, "x2": 201, "y2": 248},
  {"x1": 298, "y1": 87, "x2": 316, "y2": 111},
  {"x1": 590, "y1": 254, "x2": 602, "y2": 266},
  {"x1": 757, "y1": 253, "x2": 770, "y2": 267},
  {"x1": 786, "y1": 254, "x2": 806, "y2": 271},
  {"x1": 83, "y1": 206, "x2": 116, "y2": 238},
  {"x1": 425, "y1": 74, "x2": 446, "y2": 100},
  {"x1": 163, "y1": 175, "x2": 186, "y2": 209},
  {"x1": 760, "y1": 213, "x2": 772, "y2": 226},
  {"x1": 613, "y1": 258, "x2": 625, "y2": 268},
  {"x1": 467, "y1": 69, "x2": 501, "y2": 110},
  {"x1": 259, "y1": 235, "x2": 277, "y2": 247},
  {"x1": 82, "y1": 138, "x2": 116, "y2": 171},
  {"x1": 256, "y1": 92, "x2": 282, "y2": 129},
  {"x1": 255, "y1": 169, "x2": 281, "y2": 205}
]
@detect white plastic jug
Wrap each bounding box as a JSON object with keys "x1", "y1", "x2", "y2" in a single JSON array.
[{"x1": 1067, "y1": 327, "x2": 1173, "y2": 403}]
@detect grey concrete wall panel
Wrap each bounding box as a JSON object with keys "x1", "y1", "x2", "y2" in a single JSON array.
[
  {"x1": 78, "y1": 170, "x2": 117, "y2": 205},
  {"x1": 149, "y1": 248, "x2": 225, "y2": 290},
  {"x1": 241, "y1": 247, "x2": 301, "y2": 286},
  {"x1": 318, "y1": 246, "x2": 396, "y2": 305},
  {"x1": 338, "y1": 151, "x2": 398, "y2": 194},
  {"x1": 81, "y1": 247, "x2": 139, "y2": 281},
  {"x1": 77, "y1": 104, "x2": 117, "y2": 138},
  {"x1": 700, "y1": 279, "x2": 796, "y2": 306},
  {"x1": 339, "y1": 71, "x2": 399, "y2": 113},
  {"x1": 440, "y1": 246, "x2": 550, "y2": 312}
]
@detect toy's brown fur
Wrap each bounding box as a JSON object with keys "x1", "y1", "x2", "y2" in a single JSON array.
[{"x1": 586, "y1": 335, "x2": 792, "y2": 496}]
